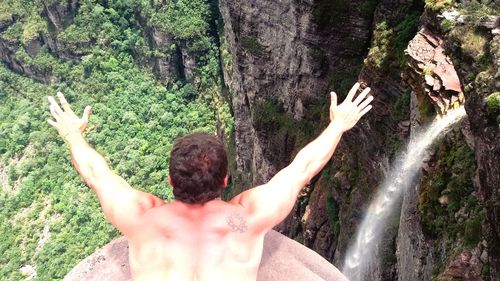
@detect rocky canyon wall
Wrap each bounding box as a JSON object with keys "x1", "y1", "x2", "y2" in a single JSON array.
[
  {"x1": 220, "y1": 0, "x2": 499, "y2": 280},
  {"x1": 0, "y1": 0, "x2": 206, "y2": 87},
  {"x1": 443, "y1": 5, "x2": 499, "y2": 279},
  {"x1": 219, "y1": 0, "x2": 375, "y2": 186},
  {"x1": 219, "y1": 1, "x2": 422, "y2": 280}
]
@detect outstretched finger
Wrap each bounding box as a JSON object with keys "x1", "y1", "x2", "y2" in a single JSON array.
[
  {"x1": 330, "y1": 92, "x2": 337, "y2": 108},
  {"x1": 57, "y1": 92, "x2": 74, "y2": 114},
  {"x1": 358, "y1": 94, "x2": 373, "y2": 109},
  {"x1": 353, "y1": 87, "x2": 371, "y2": 106},
  {"x1": 346, "y1": 82, "x2": 360, "y2": 102},
  {"x1": 81, "y1": 106, "x2": 92, "y2": 124},
  {"x1": 47, "y1": 119, "x2": 59, "y2": 129},
  {"x1": 359, "y1": 105, "x2": 372, "y2": 117},
  {"x1": 50, "y1": 105, "x2": 62, "y2": 122},
  {"x1": 48, "y1": 96, "x2": 64, "y2": 116}
]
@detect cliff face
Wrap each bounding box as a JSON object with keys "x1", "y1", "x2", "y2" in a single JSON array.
[
  {"x1": 0, "y1": 1, "x2": 206, "y2": 87},
  {"x1": 0, "y1": 0, "x2": 84, "y2": 83},
  {"x1": 219, "y1": 0, "x2": 375, "y2": 186},
  {"x1": 444, "y1": 7, "x2": 499, "y2": 279},
  {"x1": 220, "y1": 0, "x2": 498, "y2": 280},
  {"x1": 398, "y1": 4, "x2": 499, "y2": 280},
  {"x1": 219, "y1": 0, "x2": 421, "y2": 278}
]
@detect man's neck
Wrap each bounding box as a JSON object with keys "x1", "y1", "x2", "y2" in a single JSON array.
[{"x1": 173, "y1": 197, "x2": 223, "y2": 208}]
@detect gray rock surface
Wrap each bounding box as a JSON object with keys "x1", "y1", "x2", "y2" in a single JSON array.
[
  {"x1": 149, "y1": 27, "x2": 181, "y2": 86},
  {"x1": 63, "y1": 230, "x2": 348, "y2": 281},
  {"x1": 43, "y1": 0, "x2": 80, "y2": 32},
  {"x1": 218, "y1": 0, "x2": 375, "y2": 187},
  {"x1": 395, "y1": 90, "x2": 435, "y2": 281}
]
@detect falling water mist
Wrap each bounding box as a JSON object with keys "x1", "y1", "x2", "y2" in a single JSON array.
[{"x1": 342, "y1": 107, "x2": 467, "y2": 281}]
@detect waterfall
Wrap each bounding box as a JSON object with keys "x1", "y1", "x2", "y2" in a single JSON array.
[{"x1": 342, "y1": 107, "x2": 467, "y2": 281}]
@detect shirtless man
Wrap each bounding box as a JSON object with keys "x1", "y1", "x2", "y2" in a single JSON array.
[{"x1": 47, "y1": 82, "x2": 372, "y2": 281}]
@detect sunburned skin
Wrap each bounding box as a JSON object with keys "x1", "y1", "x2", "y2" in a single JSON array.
[{"x1": 126, "y1": 199, "x2": 265, "y2": 281}]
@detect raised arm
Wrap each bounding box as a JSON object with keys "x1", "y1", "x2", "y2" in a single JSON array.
[
  {"x1": 47, "y1": 93, "x2": 164, "y2": 234},
  {"x1": 231, "y1": 83, "x2": 373, "y2": 233}
]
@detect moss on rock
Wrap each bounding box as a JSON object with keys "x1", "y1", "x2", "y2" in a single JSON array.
[{"x1": 419, "y1": 134, "x2": 480, "y2": 243}]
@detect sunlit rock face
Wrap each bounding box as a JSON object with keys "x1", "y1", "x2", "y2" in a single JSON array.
[
  {"x1": 63, "y1": 230, "x2": 348, "y2": 281},
  {"x1": 404, "y1": 28, "x2": 464, "y2": 115}
]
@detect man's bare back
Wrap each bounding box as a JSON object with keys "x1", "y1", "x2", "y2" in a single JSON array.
[
  {"x1": 127, "y1": 200, "x2": 264, "y2": 281},
  {"x1": 47, "y1": 83, "x2": 372, "y2": 281}
]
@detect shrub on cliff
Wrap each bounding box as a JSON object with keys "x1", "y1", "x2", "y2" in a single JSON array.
[
  {"x1": 425, "y1": 0, "x2": 453, "y2": 11},
  {"x1": 364, "y1": 12, "x2": 420, "y2": 73}
]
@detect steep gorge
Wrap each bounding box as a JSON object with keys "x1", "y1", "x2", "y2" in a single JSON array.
[{"x1": 0, "y1": 0, "x2": 498, "y2": 280}]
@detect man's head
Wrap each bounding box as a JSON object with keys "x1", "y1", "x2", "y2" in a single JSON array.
[{"x1": 169, "y1": 132, "x2": 228, "y2": 204}]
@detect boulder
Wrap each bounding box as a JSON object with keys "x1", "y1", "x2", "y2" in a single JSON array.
[{"x1": 63, "y1": 230, "x2": 348, "y2": 281}]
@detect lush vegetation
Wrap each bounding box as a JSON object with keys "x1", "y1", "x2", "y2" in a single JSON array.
[
  {"x1": 0, "y1": 0, "x2": 492, "y2": 280},
  {"x1": 425, "y1": 0, "x2": 453, "y2": 11},
  {"x1": 364, "y1": 12, "x2": 421, "y2": 73},
  {"x1": 417, "y1": 133, "x2": 484, "y2": 279},
  {"x1": 0, "y1": 0, "x2": 232, "y2": 280},
  {"x1": 486, "y1": 92, "x2": 500, "y2": 112},
  {"x1": 445, "y1": 1, "x2": 499, "y2": 125},
  {"x1": 326, "y1": 189, "x2": 341, "y2": 236},
  {"x1": 418, "y1": 134, "x2": 481, "y2": 249}
]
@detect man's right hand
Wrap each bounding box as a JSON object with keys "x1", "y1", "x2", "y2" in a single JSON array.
[
  {"x1": 231, "y1": 82, "x2": 375, "y2": 234},
  {"x1": 329, "y1": 82, "x2": 373, "y2": 132}
]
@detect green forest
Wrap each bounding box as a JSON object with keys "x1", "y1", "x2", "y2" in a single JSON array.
[{"x1": 0, "y1": 0, "x2": 232, "y2": 279}]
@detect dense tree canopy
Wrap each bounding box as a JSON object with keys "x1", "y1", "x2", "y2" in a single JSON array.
[{"x1": 0, "y1": 0, "x2": 231, "y2": 279}]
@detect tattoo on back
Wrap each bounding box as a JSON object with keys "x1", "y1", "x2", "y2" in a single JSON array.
[{"x1": 226, "y1": 212, "x2": 248, "y2": 233}]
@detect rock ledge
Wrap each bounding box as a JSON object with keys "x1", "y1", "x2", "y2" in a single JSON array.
[{"x1": 64, "y1": 230, "x2": 348, "y2": 281}]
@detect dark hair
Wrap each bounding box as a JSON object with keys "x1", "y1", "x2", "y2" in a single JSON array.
[{"x1": 169, "y1": 132, "x2": 228, "y2": 204}]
